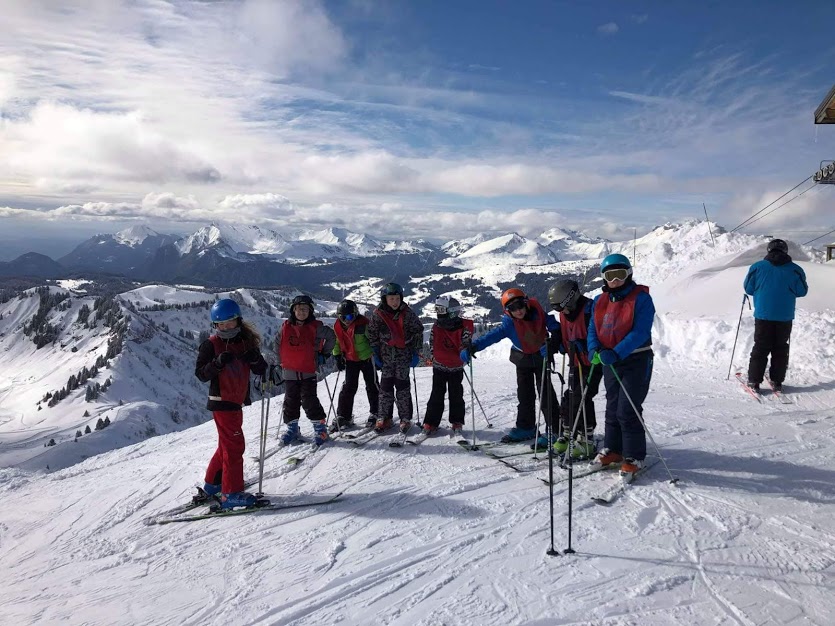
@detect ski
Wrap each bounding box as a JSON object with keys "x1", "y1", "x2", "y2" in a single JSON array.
[
  {"x1": 538, "y1": 460, "x2": 618, "y2": 485},
  {"x1": 147, "y1": 491, "x2": 344, "y2": 525},
  {"x1": 341, "y1": 426, "x2": 376, "y2": 440},
  {"x1": 735, "y1": 372, "x2": 762, "y2": 402},
  {"x1": 251, "y1": 439, "x2": 308, "y2": 462},
  {"x1": 591, "y1": 458, "x2": 661, "y2": 505},
  {"x1": 389, "y1": 428, "x2": 411, "y2": 448}
]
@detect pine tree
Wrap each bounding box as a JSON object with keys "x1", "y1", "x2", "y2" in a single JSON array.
[
  {"x1": 75, "y1": 430, "x2": 82, "y2": 438},
  {"x1": 83, "y1": 409, "x2": 90, "y2": 417},
  {"x1": 103, "y1": 416, "x2": 111, "y2": 426},
  {"x1": 95, "y1": 418, "x2": 104, "y2": 431},
  {"x1": 85, "y1": 425, "x2": 91, "y2": 434}
]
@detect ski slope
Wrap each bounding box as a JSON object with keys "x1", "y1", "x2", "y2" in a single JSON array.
[
  {"x1": 1, "y1": 234, "x2": 833, "y2": 625},
  {"x1": 1, "y1": 351, "x2": 833, "y2": 625}
]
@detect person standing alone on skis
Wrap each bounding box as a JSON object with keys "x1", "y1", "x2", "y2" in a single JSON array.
[
  {"x1": 331, "y1": 299, "x2": 379, "y2": 432},
  {"x1": 548, "y1": 279, "x2": 602, "y2": 459},
  {"x1": 461, "y1": 287, "x2": 560, "y2": 444},
  {"x1": 367, "y1": 282, "x2": 424, "y2": 434},
  {"x1": 744, "y1": 238, "x2": 808, "y2": 392},
  {"x1": 195, "y1": 298, "x2": 268, "y2": 510},
  {"x1": 422, "y1": 295, "x2": 473, "y2": 436},
  {"x1": 587, "y1": 254, "x2": 655, "y2": 476},
  {"x1": 275, "y1": 295, "x2": 336, "y2": 447}
]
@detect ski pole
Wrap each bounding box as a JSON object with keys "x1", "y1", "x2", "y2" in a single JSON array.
[
  {"x1": 323, "y1": 369, "x2": 341, "y2": 433},
  {"x1": 607, "y1": 363, "x2": 679, "y2": 484},
  {"x1": 727, "y1": 294, "x2": 750, "y2": 380},
  {"x1": 411, "y1": 366, "x2": 420, "y2": 425},
  {"x1": 563, "y1": 352, "x2": 578, "y2": 555},
  {"x1": 546, "y1": 379, "x2": 559, "y2": 557},
  {"x1": 467, "y1": 360, "x2": 478, "y2": 449},
  {"x1": 533, "y1": 355, "x2": 548, "y2": 461},
  {"x1": 463, "y1": 367, "x2": 493, "y2": 428},
  {"x1": 257, "y1": 374, "x2": 272, "y2": 496}
]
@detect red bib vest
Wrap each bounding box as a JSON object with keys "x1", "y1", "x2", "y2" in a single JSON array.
[
  {"x1": 433, "y1": 319, "x2": 474, "y2": 368},
  {"x1": 334, "y1": 315, "x2": 368, "y2": 361},
  {"x1": 593, "y1": 284, "x2": 650, "y2": 349},
  {"x1": 560, "y1": 310, "x2": 591, "y2": 367},
  {"x1": 512, "y1": 297, "x2": 548, "y2": 354},
  {"x1": 208, "y1": 334, "x2": 250, "y2": 405},
  {"x1": 279, "y1": 319, "x2": 322, "y2": 374},
  {"x1": 375, "y1": 307, "x2": 407, "y2": 348}
]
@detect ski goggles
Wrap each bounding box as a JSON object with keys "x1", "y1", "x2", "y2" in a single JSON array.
[
  {"x1": 551, "y1": 289, "x2": 577, "y2": 312},
  {"x1": 505, "y1": 298, "x2": 527, "y2": 313},
  {"x1": 602, "y1": 268, "x2": 630, "y2": 282},
  {"x1": 434, "y1": 305, "x2": 450, "y2": 315},
  {"x1": 340, "y1": 313, "x2": 355, "y2": 322}
]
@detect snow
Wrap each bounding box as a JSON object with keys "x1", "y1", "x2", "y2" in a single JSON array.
[
  {"x1": 114, "y1": 225, "x2": 160, "y2": 247},
  {"x1": 1, "y1": 223, "x2": 834, "y2": 625},
  {"x1": 442, "y1": 233, "x2": 558, "y2": 269}
]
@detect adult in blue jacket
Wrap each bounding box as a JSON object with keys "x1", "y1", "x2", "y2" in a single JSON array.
[
  {"x1": 743, "y1": 239, "x2": 808, "y2": 391},
  {"x1": 587, "y1": 254, "x2": 655, "y2": 475},
  {"x1": 461, "y1": 287, "x2": 560, "y2": 443}
]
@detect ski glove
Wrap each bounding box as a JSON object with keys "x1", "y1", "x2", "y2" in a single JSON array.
[
  {"x1": 335, "y1": 354, "x2": 346, "y2": 371},
  {"x1": 243, "y1": 348, "x2": 262, "y2": 364},
  {"x1": 372, "y1": 349, "x2": 383, "y2": 369},
  {"x1": 214, "y1": 351, "x2": 235, "y2": 368},
  {"x1": 318, "y1": 353, "x2": 329, "y2": 366},
  {"x1": 592, "y1": 349, "x2": 619, "y2": 366},
  {"x1": 410, "y1": 352, "x2": 420, "y2": 368},
  {"x1": 459, "y1": 345, "x2": 478, "y2": 365},
  {"x1": 570, "y1": 339, "x2": 587, "y2": 355},
  {"x1": 269, "y1": 365, "x2": 283, "y2": 385}
]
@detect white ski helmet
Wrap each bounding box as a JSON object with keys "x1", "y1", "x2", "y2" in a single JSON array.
[{"x1": 434, "y1": 295, "x2": 462, "y2": 318}]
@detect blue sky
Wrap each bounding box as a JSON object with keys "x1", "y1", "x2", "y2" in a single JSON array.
[{"x1": 1, "y1": 0, "x2": 834, "y2": 259}]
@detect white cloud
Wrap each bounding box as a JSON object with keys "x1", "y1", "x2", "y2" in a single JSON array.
[{"x1": 597, "y1": 22, "x2": 619, "y2": 36}]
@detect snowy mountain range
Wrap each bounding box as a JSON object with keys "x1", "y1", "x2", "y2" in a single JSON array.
[{"x1": 1, "y1": 219, "x2": 833, "y2": 625}]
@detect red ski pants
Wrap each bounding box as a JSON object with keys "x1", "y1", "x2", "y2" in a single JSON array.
[{"x1": 204, "y1": 410, "x2": 246, "y2": 494}]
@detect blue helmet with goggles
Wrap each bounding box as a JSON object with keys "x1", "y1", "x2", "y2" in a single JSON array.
[{"x1": 210, "y1": 298, "x2": 242, "y2": 324}]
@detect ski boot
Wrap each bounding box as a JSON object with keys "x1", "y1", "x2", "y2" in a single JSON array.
[
  {"x1": 571, "y1": 432, "x2": 597, "y2": 459},
  {"x1": 281, "y1": 419, "x2": 301, "y2": 446},
  {"x1": 374, "y1": 417, "x2": 393, "y2": 433},
  {"x1": 365, "y1": 414, "x2": 377, "y2": 429},
  {"x1": 531, "y1": 432, "x2": 556, "y2": 452},
  {"x1": 422, "y1": 424, "x2": 439, "y2": 435},
  {"x1": 620, "y1": 457, "x2": 643, "y2": 477},
  {"x1": 312, "y1": 419, "x2": 329, "y2": 447},
  {"x1": 592, "y1": 447, "x2": 624, "y2": 467},
  {"x1": 219, "y1": 491, "x2": 260, "y2": 510},
  {"x1": 398, "y1": 420, "x2": 412, "y2": 434},
  {"x1": 500, "y1": 427, "x2": 536, "y2": 443},
  {"x1": 450, "y1": 423, "x2": 464, "y2": 435}
]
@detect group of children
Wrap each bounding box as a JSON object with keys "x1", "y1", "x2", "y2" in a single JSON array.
[{"x1": 195, "y1": 252, "x2": 656, "y2": 509}]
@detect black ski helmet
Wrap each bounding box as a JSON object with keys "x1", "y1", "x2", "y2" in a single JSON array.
[
  {"x1": 291, "y1": 294, "x2": 314, "y2": 312},
  {"x1": 381, "y1": 282, "x2": 404, "y2": 298},
  {"x1": 767, "y1": 239, "x2": 788, "y2": 253},
  {"x1": 337, "y1": 299, "x2": 358, "y2": 319},
  {"x1": 548, "y1": 279, "x2": 581, "y2": 313}
]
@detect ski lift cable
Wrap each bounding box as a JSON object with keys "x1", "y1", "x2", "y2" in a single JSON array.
[
  {"x1": 738, "y1": 182, "x2": 822, "y2": 231},
  {"x1": 730, "y1": 175, "x2": 814, "y2": 233},
  {"x1": 802, "y1": 226, "x2": 835, "y2": 246}
]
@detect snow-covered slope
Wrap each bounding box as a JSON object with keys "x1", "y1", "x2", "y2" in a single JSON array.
[{"x1": 2, "y1": 221, "x2": 834, "y2": 626}]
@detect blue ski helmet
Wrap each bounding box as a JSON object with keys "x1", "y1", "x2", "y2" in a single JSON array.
[
  {"x1": 600, "y1": 253, "x2": 632, "y2": 272},
  {"x1": 211, "y1": 298, "x2": 242, "y2": 323}
]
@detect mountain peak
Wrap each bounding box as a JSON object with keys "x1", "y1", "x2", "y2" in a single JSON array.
[{"x1": 114, "y1": 225, "x2": 160, "y2": 247}]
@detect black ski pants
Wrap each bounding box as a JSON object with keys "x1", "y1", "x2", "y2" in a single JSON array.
[
  {"x1": 282, "y1": 378, "x2": 326, "y2": 423},
  {"x1": 602, "y1": 351, "x2": 653, "y2": 461},
  {"x1": 515, "y1": 357, "x2": 559, "y2": 431},
  {"x1": 423, "y1": 368, "x2": 465, "y2": 427},
  {"x1": 747, "y1": 319, "x2": 792, "y2": 385},
  {"x1": 560, "y1": 361, "x2": 602, "y2": 435},
  {"x1": 337, "y1": 358, "x2": 379, "y2": 420}
]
